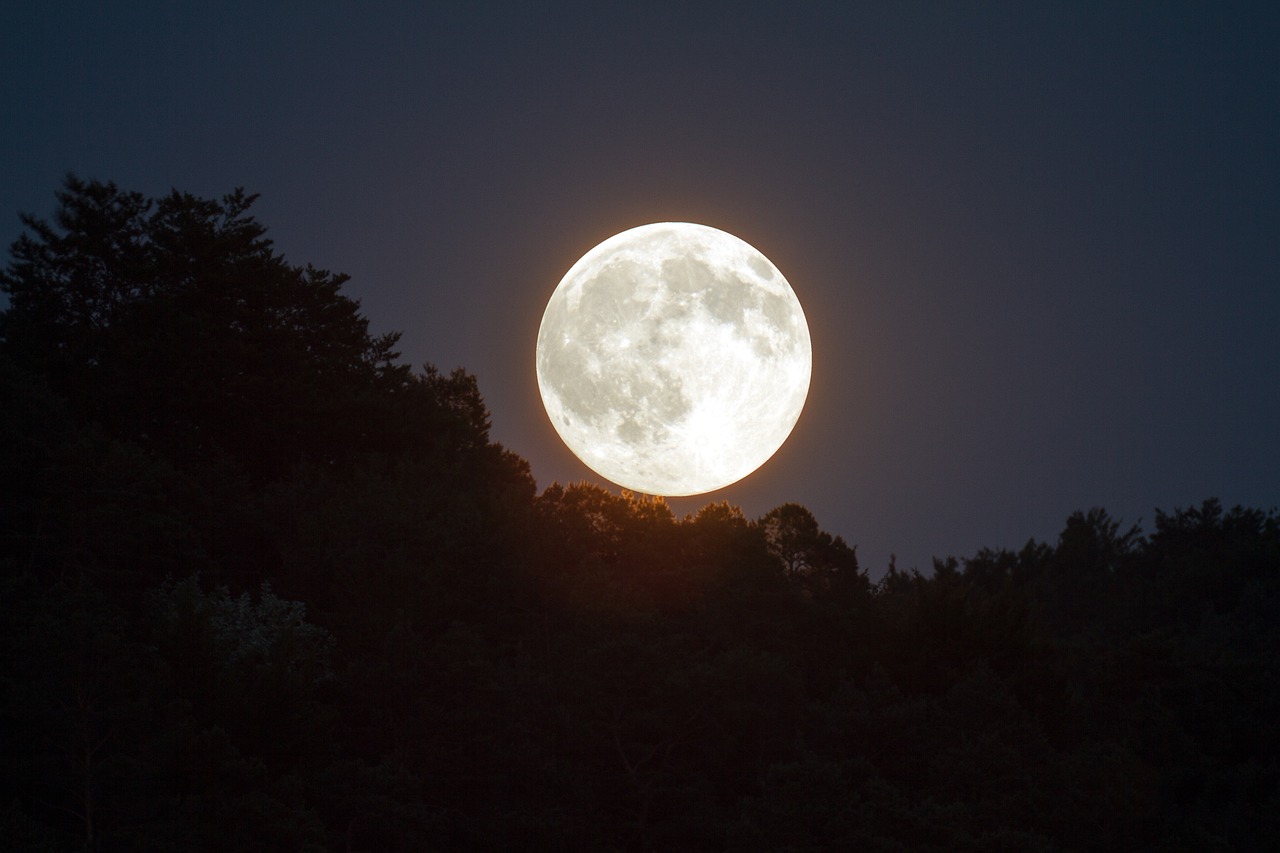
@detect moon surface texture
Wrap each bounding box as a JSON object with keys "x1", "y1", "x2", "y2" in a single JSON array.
[{"x1": 536, "y1": 222, "x2": 811, "y2": 496}]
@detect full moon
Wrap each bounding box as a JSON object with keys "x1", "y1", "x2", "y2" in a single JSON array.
[{"x1": 536, "y1": 222, "x2": 811, "y2": 496}]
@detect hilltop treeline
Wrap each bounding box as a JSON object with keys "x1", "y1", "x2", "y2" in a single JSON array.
[{"x1": 2, "y1": 179, "x2": 1277, "y2": 851}]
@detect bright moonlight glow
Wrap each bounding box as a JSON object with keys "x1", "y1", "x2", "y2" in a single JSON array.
[{"x1": 536, "y1": 222, "x2": 811, "y2": 496}]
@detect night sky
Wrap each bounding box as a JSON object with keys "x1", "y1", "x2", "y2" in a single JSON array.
[{"x1": 4, "y1": 2, "x2": 1278, "y2": 575}]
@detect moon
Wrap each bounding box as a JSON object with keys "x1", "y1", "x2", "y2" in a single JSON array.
[{"x1": 536, "y1": 222, "x2": 811, "y2": 497}]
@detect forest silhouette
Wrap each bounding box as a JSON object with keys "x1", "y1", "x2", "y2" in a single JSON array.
[{"x1": 2, "y1": 178, "x2": 1277, "y2": 851}]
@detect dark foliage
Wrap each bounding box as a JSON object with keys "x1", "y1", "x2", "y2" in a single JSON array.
[{"x1": 2, "y1": 178, "x2": 1276, "y2": 850}]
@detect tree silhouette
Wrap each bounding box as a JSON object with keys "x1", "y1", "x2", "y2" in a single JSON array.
[
  {"x1": 1, "y1": 175, "x2": 408, "y2": 483},
  {"x1": 3, "y1": 177, "x2": 1277, "y2": 850},
  {"x1": 758, "y1": 502, "x2": 860, "y2": 595}
]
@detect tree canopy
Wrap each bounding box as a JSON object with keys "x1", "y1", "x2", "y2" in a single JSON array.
[
  {"x1": 2, "y1": 177, "x2": 1276, "y2": 851},
  {"x1": 1, "y1": 175, "x2": 420, "y2": 482}
]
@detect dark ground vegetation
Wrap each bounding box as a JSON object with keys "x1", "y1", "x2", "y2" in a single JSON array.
[{"x1": 2, "y1": 179, "x2": 1277, "y2": 851}]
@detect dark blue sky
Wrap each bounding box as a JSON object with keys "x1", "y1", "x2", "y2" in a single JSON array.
[{"x1": 4, "y1": 2, "x2": 1278, "y2": 573}]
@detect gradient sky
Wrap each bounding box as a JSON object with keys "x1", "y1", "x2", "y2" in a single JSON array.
[{"x1": 4, "y1": 2, "x2": 1278, "y2": 575}]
